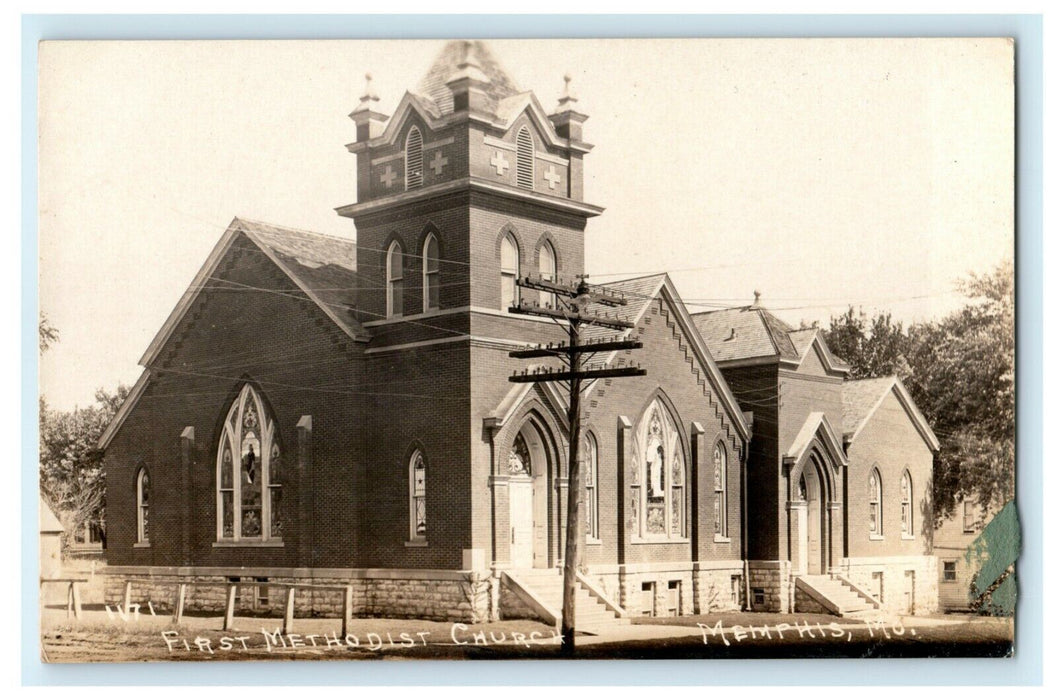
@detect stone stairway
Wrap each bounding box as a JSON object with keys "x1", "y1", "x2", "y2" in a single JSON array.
[
  {"x1": 502, "y1": 569, "x2": 629, "y2": 631},
  {"x1": 796, "y1": 574, "x2": 879, "y2": 617}
]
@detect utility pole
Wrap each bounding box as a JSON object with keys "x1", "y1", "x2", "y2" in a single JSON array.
[{"x1": 509, "y1": 274, "x2": 646, "y2": 655}]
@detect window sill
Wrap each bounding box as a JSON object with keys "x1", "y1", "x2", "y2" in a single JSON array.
[
  {"x1": 212, "y1": 540, "x2": 284, "y2": 548},
  {"x1": 630, "y1": 537, "x2": 690, "y2": 545},
  {"x1": 901, "y1": 533, "x2": 916, "y2": 541},
  {"x1": 713, "y1": 535, "x2": 731, "y2": 544},
  {"x1": 585, "y1": 537, "x2": 602, "y2": 546},
  {"x1": 133, "y1": 542, "x2": 150, "y2": 549},
  {"x1": 869, "y1": 534, "x2": 885, "y2": 541},
  {"x1": 404, "y1": 540, "x2": 429, "y2": 548}
]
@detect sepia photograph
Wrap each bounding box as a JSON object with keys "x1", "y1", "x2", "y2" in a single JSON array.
[{"x1": 36, "y1": 35, "x2": 1016, "y2": 664}]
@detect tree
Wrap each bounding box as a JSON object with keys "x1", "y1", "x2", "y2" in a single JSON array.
[
  {"x1": 39, "y1": 314, "x2": 59, "y2": 352},
  {"x1": 39, "y1": 385, "x2": 129, "y2": 550},
  {"x1": 822, "y1": 260, "x2": 1015, "y2": 523}
]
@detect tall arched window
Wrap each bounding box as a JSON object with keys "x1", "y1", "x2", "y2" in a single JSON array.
[
  {"x1": 516, "y1": 126, "x2": 534, "y2": 189},
  {"x1": 631, "y1": 398, "x2": 687, "y2": 539},
  {"x1": 136, "y1": 467, "x2": 150, "y2": 544},
  {"x1": 539, "y1": 241, "x2": 557, "y2": 309},
  {"x1": 405, "y1": 127, "x2": 423, "y2": 189},
  {"x1": 713, "y1": 441, "x2": 728, "y2": 538},
  {"x1": 217, "y1": 385, "x2": 282, "y2": 542},
  {"x1": 584, "y1": 433, "x2": 599, "y2": 540},
  {"x1": 900, "y1": 470, "x2": 913, "y2": 536},
  {"x1": 422, "y1": 233, "x2": 440, "y2": 312},
  {"x1": 500, "y1": 233, "x2": 520, "y2": 311},
  {"x1": 386, "y1": 240, "x2": 404, "y2": 318},
  {"x1": 868, "y1": 467, "x2": 883, "y2": 536},
  {"x1": 409, "y1": 450, "x2": 427, "y2": 541}
]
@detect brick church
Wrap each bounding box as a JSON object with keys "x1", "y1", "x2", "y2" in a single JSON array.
[{"x1": 98, "y1": 40, "x2": 940, "y2": 624}]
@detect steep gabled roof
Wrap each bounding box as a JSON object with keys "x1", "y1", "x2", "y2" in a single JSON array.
[
  {"x1": 691, "y1": 305, "x2": 798, "y2": 363},
  {"x1": 842, "y1": 376, "x2": 940, "y2": 452},
  {"x1": 580, "y1": 274, "x2": 751, "y2": 443},
  {"x1": 39, "y1": 497, "x2": 64, "y2": 534},
  {"x1": 415, "y1": 40, "x2": 521, "y2": 116},
  {"x1": 139, "y1": 217, "x2": 367, "y2": 368},
  {"x1": 784, "y1": 411, "x2": 848, "y2": 468}
]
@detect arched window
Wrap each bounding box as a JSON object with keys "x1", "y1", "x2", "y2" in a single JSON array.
[
  {"x1": 900, "y1": 470, "x2": 913, "y2": 536},
  {"x1": 584, "y1": 433, "x2": 599, "y2": 540},
  {"x1": 539, "y1": 241, "x2": 557, "y2": 309},
  {"x1": 217, "y1": 385, "x2": 282, "y2": 542},
  {"x1": 386, "y1": 240, "x2": 404, "y2": 318},
  {"x1": 405, "y1": 127, "x2": 423, "y2": 189},
  {"x1": 868, "y1": 467, "x2": 883, "y2": 536},
  {"x1": 516, "y1": 126, "x2": 534, "y2": 189},
  {"x1": 713, "y1": 441, "x2": 728, "y2": 538},
  {"x1": 500, "y1": 233, "x2": 520, "y2": 311},
  {"x1": 409, "y1": 450, "x2": 427, "y2": 541},
  {"x1": 631, "y1": 398, "x2": 687, "y2": 539},
  {"x1": 136, "y1": 467, "x2": 150, "y2": 544},
  {"x1": 422, "y1": 233, "x2": 440, "y2": 312}
]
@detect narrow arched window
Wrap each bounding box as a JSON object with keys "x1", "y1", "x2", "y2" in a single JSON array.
[
  {"x1": 584, "y1": 433, "x2": 599, "y2": 540},
  {"x1": 713, "y1": 442, "x2": 728, "y2": 538},
  {"x1": 217, "y1": 385, "x2": 282, "y2": 542},
  {"x1": 900, "y1": 470, "x2": 913, "y2": 536},
  {"x1": 500, "y1": 233, "x2": 520, "y2": 311},
  {"x1": 868, "y1": 468, "x2": 883, "y2": 536},
  {"x1": 422, "y1": 233, "x2": 439, "y2": 312},
  {"x1": 539, "y1": 241, "x2": 557, "y2": 309},
  {"x1": 516, "y1": 126, "x2": 534, "y2": 189},
  {"x1": 632, "y1": 398, "x2": 687, "y2": 539},
  {"x1": 405, "y1": 127, "x2": 423, "y2": 189},
  {"x1": 409, "y1": 450, "x2": 427, "y2": 541},
  {"x1": 386, "y1": 240, "x2": 404, "y2": 318},
  {"x1": 136, "y1": 467, "x2": 150, "y2": 544}
]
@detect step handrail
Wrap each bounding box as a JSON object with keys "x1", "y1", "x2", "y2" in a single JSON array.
[
  {"x1": 501, "y1": 571, "x2": 560, "y2": 626},
  {"x1": 576, "y1": 571, "x2": 627, "y2": 619},
  {"x1": 831, "y1": 573, "x2": 882, "y2": 609}
]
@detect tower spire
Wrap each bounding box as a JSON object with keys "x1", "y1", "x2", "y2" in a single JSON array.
[{"x1": 349, "y1": 71, "x2": 389, "y2": 142}]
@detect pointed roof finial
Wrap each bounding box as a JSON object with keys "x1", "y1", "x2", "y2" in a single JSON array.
[
  {"x1": 352, "y1": 72, "x2": 380, "y2": 113},
  {"x1": 555, "y1": 72, "x2": 578, "y2": 113},
  {"x1": 752, "y1": 289, "x2": 762, "y2": 308},
  {"x1": 447, "y1": 40, "x2": 490, "y2": 86}
]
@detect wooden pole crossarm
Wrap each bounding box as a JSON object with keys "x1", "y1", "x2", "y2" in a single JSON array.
[
  {"x1": 509, "y1": 367, "x2": 647, "y2": 383},
  {"x1": 509, "y1": 339, "x2": 643, "y2": 359},
  {"x1": 509, "y1": 304, "x2": 635, "y2": 329}
]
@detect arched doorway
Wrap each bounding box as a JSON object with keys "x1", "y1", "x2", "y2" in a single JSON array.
[
  {"x1": 794, "y1": 456, "x2": 829, "y2": 575},
  {"x1": 507, "y1": 419, "x2": 551, "y2": 569}
]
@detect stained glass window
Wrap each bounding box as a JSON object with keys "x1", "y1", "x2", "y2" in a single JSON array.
[
  {"x1": 633, "y1": 399, "x2": 687, "y2": 539},
  {"x1": 216, "y1": 385, "x2": 283, "y2": 541},
  {"x1": 868, "y1": 468, "x2": 882, "y2": 536},
  {"x1": 900, "y1": 470, "x2": 913, "y2": 536},
  {"x1": 410, "y1": 450, "x2": 427, "y2": 540},
  {"x1": 713, "y1": 442, "x2": 727, "y2": 537},
  {"x1": 584, "y1": 433, "x2": 599, "y2": 540},
  {"x1": 136, "y1": 467, "x2": 150, "y2": 543},
  {"x1": 509, "y1": 433, "x2": 532, "y2": 476}
]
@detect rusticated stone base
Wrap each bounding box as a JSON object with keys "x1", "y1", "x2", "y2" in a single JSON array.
[
  {"x1": 837, "y1": 556, "x2": 939, "y2": 615},
  {"x1": 586, "y1": 561, "x2": 744, "y2": 618},
  {"x1": 747, "y1": 560, "x2": 792, "y2": 612}
]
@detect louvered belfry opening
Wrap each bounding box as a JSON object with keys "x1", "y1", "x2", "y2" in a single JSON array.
[
  {"x1": 406, "y1": 127, "x2": 424, "y2": 189},
  {"x1": 516, "y1": 126, "x2": 534, "y2": 189}
]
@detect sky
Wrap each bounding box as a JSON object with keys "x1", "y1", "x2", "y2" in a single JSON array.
[{"x1": 37, "y1": 38, "x2": 1014, "y2": 411}]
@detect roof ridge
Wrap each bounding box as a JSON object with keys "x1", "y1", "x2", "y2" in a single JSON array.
[{"x1": 234, "y1": 217, "x2": 356, "y2": 244}]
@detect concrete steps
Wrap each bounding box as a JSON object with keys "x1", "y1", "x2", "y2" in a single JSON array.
[
  {"x1": 504, "y1": 569, "x2": 629, "y2": 631},
  {"x1": 796, "y1": 574, "x2": 879, "y2": 617}
]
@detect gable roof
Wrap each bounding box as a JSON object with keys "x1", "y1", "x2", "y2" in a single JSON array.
[
  {"x1": 139, "y1": 217, "x2": 367, "y2": 368},
  {"x1": 842, "y1": 376, "x2": 940, "y2": 452},
  {"x1": 415, "y1": 40, "x2": 521, "y2": 116},
  {"x1": 692, "y1": 305, "x2": 850, "y2": 374},
  {"x1": 784, "y1": 411, "x2": 848, "y2": 468},
  {"x1": 581, "y1": 274, "x2": 751, "y2": 443}
]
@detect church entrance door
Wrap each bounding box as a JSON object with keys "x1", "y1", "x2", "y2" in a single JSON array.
[
  {"x1": 509, "y1": 479, "x2": 534, "y2": 569},
  {"x1": 507, "y1": 420, "x2": 551, "y2": 569}
]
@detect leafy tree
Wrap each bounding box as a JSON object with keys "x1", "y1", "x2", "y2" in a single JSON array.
[
  {"x1": 39, "y1": 314, "x2": 59, "y2": 352},
  {"x1": 823, "y1": 260, "x2": 1014, "y2": 523},
  {"x1": 39, "y1": 385, "x2": 129, "y2": 550}
]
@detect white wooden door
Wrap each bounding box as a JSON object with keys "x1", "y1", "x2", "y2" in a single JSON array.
[{"x1": 510, "y1": 480, "x2": 534, "y2": 569}]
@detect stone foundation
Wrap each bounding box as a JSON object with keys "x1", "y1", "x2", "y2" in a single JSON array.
[
  {"x1": 837, "y1": 556, "x2": 939, "y2": 615},
  {"x1": 747, "y1": 560, "x2": 793, "y2": 612},
  {"x1": 104, "y1": 569, "x2": 493, "y2": 623},
  {"x1": 587, "y1": 561, "x2": 744, "y2": 617}
]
